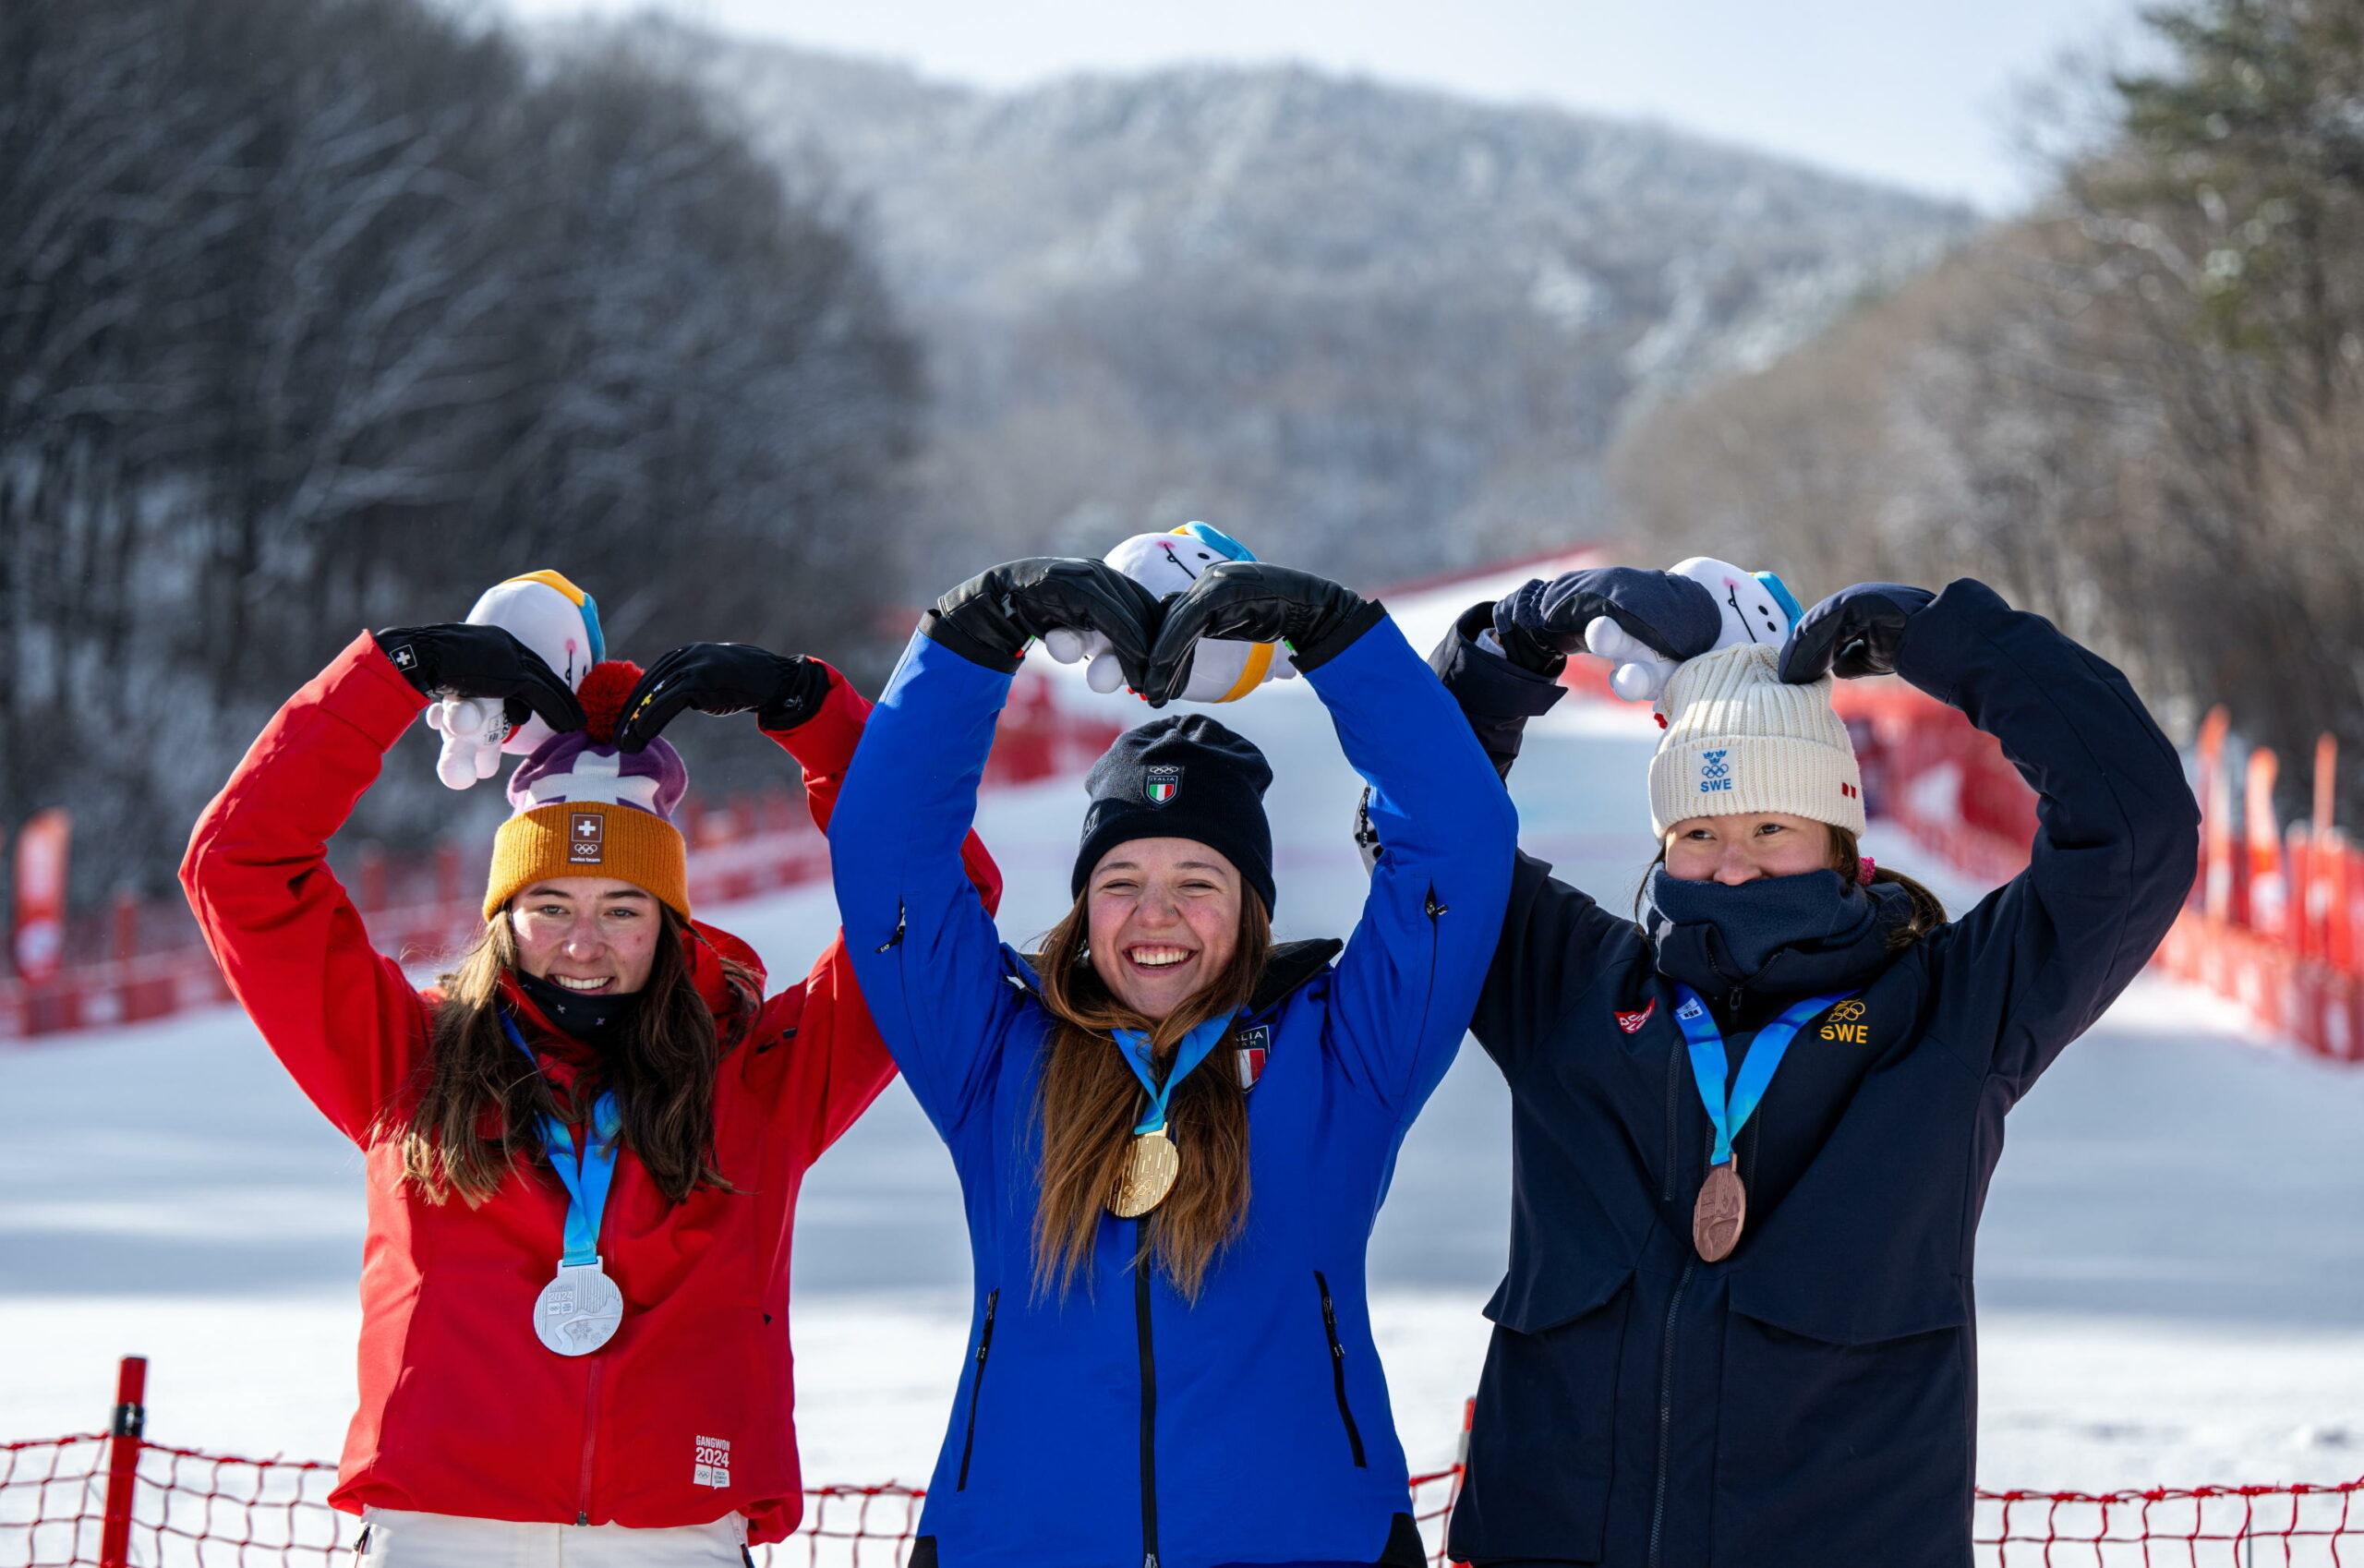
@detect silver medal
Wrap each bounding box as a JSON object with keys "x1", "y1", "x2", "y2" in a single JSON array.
[{"x1": 534, "y1": 1259, "x2": 623, "y2": 1356}]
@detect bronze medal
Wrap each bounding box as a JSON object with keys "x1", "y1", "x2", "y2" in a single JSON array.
[
  {"x1": 1692, "y1": 1162, "x2": 1746, "y2": 1262},
  {"x1": 1110, "y1": 1128, "x2": 1180, "y2": 1218}
]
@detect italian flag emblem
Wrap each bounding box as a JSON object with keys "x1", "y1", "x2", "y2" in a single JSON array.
[{"x1": 1144, "y1": 766, "x2": 1182, "y2": 806}]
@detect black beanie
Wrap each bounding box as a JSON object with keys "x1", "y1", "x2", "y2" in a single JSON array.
[{"x1": 1071, "y1": 716, "x2": 1277, "y2": 914}]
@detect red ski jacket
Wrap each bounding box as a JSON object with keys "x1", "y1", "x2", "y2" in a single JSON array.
[{"x1": 180, "y1": 633, "x2": 1000, "y2": 1545}]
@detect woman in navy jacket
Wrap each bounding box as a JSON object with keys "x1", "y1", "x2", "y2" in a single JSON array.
[
  {"x1": 1428, "y1": 575, "x2": 2199, "y2": 1568},
  {"x1": 829, "y1": 557, "x2": 1516, "y2": 1568}
]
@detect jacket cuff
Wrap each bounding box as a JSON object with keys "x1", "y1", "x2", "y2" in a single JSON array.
[
  {"x1": 919, "y1": 609, "x2": 1021, "y2": 673},
  {"x1": 1891, "y1": 578, "x2": 2012, "y2": 708},
  {"x1": 1291, "y1": 596, "x2": 1390, "y2": 675},
  {"x1": 339, "y1": 632, "x2": 432, "y2": 748},
  {"x1": 1433, "y1": 603, "x2": 1567, "y2": 720}
]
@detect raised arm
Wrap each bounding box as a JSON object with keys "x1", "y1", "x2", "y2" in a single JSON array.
[
  {"x1": 1420, "y1": 598, "x2": 1646, "y2": 1071},
  {"x1": 180, "y1": 626, "x2": 580, "y2": 1142},
  {"x1": 1148, "y1": 563, "x2": 1517, "y2": 1116},
  {"x1": 611, "y1": 643, "x2": 1007, "y2": 1149},
  {"x1": 1783, "y1": 579, "x2": 2201, "y2": 1097},
  {"x1": 766, "y1": 662, "x2": 1005, "y2": 1152},
  {"x1": 831, "y1": 559, "x2": 1160, "y2": 1139}
]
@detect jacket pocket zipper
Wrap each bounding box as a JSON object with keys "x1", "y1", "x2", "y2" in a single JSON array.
[
  {"x1": 955, "y1": 1288, "x2": 999, "y2": 1490},
  {"x1": 1314, "y1": 1271, "x2": 1368, "y2": 1468}
]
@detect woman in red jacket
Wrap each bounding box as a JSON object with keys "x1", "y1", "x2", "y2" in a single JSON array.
[{"x1": 181, "y1": 626, "x2": 998, "y2": 1564}]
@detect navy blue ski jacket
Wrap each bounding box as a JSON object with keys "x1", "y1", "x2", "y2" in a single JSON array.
[
  {"x1": 830, "y1": 615, "x2": 1516, "y2": 1568},
  {"x1": 1431, "y1": 580, "x2": 2199, "y2": 1568}
]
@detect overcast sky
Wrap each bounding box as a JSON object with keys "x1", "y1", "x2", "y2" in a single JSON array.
[{"x1": 497, "y1": 0, "x2": 2151, "y2": 211}]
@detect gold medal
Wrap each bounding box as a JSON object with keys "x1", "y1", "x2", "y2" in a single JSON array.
[
  {"x1": 1692, "y1": 1162, "x2": 1747, "y2": 1262},
  {"x1": 1110, "y1": 1128, "x2": 1180, "y2": 1217}
]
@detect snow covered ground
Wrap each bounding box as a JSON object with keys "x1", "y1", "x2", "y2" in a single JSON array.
[{"x1": 6, "y1": 603, "x2": 2363, "y2": 1532}]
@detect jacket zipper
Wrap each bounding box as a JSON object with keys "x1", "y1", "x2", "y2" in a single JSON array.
[
  {"x1": 1646, "y1": 1258, "x2": 1695, "y2": 1568},
  {"x1": 575, "y1": 1358, "x2": 604, "y2": 1526},
  {"x1": 1135, "y1": 1221, "x2": 1161, "y2": 1568},
  {"x1": 1313, "y1": 1271, "x2": 1369, "y2": 1467},
  {"x1": 955, "y1": 1288, "x2": 1000, "y2": 1490}
]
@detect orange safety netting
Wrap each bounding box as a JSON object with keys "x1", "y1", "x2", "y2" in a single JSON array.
[{"x1": 9, "y1": 1429, "x2": 2362, "y2": 1567}]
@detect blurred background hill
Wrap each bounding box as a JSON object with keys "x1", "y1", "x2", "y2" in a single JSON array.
[{"x1": 4, "y1": 0, "x2": 2356, "y2": 904}]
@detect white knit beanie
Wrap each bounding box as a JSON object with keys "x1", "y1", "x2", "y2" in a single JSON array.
[{"x1": 1647, "y1": 644, "x2": 1865, "y2": 838}]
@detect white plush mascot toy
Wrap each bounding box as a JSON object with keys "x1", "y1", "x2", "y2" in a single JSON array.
[
  {"x1": 1043, "y1": 523, "x2": 1297, "y2": 703},
  {"x1": 423, "y1": 569, "x2": 604, "y2": 788},
  {"x1": 1588, "y1": 556, "x2": 1804, "y2": 703}
]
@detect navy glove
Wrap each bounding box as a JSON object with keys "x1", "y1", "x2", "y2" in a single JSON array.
[
  {"x1": 1493, "y1": 568, "x2": 1723, "y2": 677},
  {"x1": 1778, "y1": 583, "x2": 1936, "y2": 682},
  {"x1": 926, "y1": 557, "x2": 1162, "y2": 685},
  {"x1": 372, "y1": 623, "x2": 584, "y2": 733},
  {"x1": 1142, "y1": 562, "x2": 1384, "y2": 705},
  {"x1": 614, "y1": 644, "x2": 830, "y2": 751}
]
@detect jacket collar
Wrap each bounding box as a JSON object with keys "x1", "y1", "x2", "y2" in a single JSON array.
[
  {"x1": 1647, "y1": 869, "x2": 1907, "y2": 1016},
  {"x1": 499, "y1": 918, "x2": 761, "y2": 1051}
]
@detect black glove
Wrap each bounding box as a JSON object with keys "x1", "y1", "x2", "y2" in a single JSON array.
[
  {"x1": 1493, "y1": 568, "x2": 1723, "y2": 675},
  {"x1": 1778, "y1": 583, "x2": 1936, "y2": 682},
  {"x1": 373, "y1": 623, "x2": 584, "y2": 733},
  {"x1": 924, "y1": 557, "x2": 1161, "y2": 682},
  {"x1": 614, "y1": 644, "x2": 830, "y2": 752},
  {"x1": 1143, "y1": 561, "x2": 1385, "y2": 704}
]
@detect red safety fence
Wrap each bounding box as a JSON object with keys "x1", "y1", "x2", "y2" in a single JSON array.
[
  {"x1": 0, "y1": 670, "x2": 1117, "y2": 1044},
  {"x1": 4, "y1": 1360, "x2": 2358, "y2": 1567}
]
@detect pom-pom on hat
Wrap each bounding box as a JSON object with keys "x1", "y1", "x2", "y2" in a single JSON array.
[
  {"x1": 1647, "y1": 644, "x2": 1864, "y2": 839},
  {"x1": 481, "y1": 660, "x2": 693, "y2": 920}
]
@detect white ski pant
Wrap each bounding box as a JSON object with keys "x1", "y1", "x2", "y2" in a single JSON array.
[{"x1": 356, "y1": 1508, "x2": 747, "y2": 1566}]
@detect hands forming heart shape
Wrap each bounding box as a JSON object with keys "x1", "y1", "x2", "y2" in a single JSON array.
[{"x1": 936, "y1": 557, "x2": 1381, "y2": 706}]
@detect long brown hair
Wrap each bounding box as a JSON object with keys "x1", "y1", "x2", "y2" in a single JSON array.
[
  {"x1": 1634, "y1": 825, "x2": 1948, "y2": 951},
  {"x1": 1030, "y1": 893, "x2": 1272, "y2": 1303},
  {"x1": 377, "y1": 906, "x2": 759, "y2": 1208}
]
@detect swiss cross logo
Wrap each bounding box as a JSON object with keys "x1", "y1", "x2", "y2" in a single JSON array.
[
  {"x1": 1614, "y1": 998, "x2": 1658, "y2": 1034},
  {"x1": 1697, "y1": 749, "x2": 1733, "y2": 795},
  {"x1": 389, "y1": 645, "x2": 416, "y2": 670},
  {"x1": 693, "y1": 1434, "x2": 730, "y2": 1490},
  {"x1": 1235, "y1": 1023, "x2": 1272, "y2": 1090},
  {"x1": 568, "y1": 812, "x2": 605, "y2": 864}
]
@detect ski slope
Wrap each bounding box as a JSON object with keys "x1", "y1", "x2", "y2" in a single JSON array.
[{"x1": 5, "y1": 595, "x2": 2363, "y2": 1504}]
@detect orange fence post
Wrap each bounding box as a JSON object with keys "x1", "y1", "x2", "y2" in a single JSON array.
[{"x1": 98, "y1": 1354, "x2": 147, "y2": 1568}]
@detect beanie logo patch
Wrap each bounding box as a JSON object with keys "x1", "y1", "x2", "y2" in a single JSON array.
[
  {"x1": 568, "y1": 811, "x2": 606, "y2": 865},
  {"x1": 1144, "y1": 766, "x2": 1182, "y2": 807},
  {"x1": 1697, "y1": 749, "x2": 1733, "y2": 795}
]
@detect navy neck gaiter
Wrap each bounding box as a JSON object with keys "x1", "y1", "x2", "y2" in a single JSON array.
[{"x1": 1647, "y1": 866, "x2": 1909, "y2": 1005}]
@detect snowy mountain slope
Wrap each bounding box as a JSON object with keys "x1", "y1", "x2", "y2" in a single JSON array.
[{"x1": 576, "y1": 21, "x2": 1981, "y2": 582}]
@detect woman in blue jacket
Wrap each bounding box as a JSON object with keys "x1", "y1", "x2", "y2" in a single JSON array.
[
  {"x1": 830, "y1": 556, "x2": 1516, "y2": 1568},
  {"x1": 1423, "y1": 575, "x2": 2199, "y2": 1568}
]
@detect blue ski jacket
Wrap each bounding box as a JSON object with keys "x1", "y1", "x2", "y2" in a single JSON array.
[
  {"x1": 1430, "y1": 580, "x2": 2199, "y2": 1568},
  {"x1": 830, "y1": 615, "x2": 1515, "y2": 1568}
]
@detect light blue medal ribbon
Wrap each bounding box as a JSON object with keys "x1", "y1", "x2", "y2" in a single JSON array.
[
  {"x1": 503, "y1": 1013, "x2": 627, "y2": 1354},
  {"x1": 1670, "y1": 984, "x2": 1858, "y2": 1168},
  {"x1": 1110, "y1": 1013, "x2": 1239, "y2": 1135}
]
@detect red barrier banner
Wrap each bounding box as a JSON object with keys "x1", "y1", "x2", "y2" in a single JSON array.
[
  {"x1": 12, "y1": 808, "x2": 71, "y2": 984},
  {"x1": 2247, "y1": 750, "x2": 2286, "y2": 942},
  {"x1": 2198, "y1": 706, "x2": 2233, "y2": 921}
]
